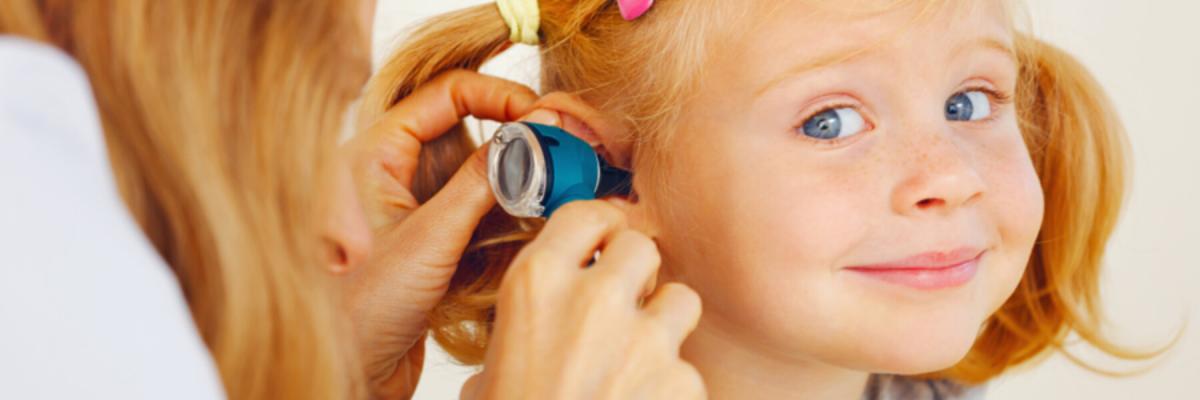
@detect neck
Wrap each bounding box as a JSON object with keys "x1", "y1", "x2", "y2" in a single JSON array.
[{"x1": 682, "y1": 317, "x2": 870, "y2": 400}]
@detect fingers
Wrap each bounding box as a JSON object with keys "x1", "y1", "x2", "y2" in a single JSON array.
[
  {"x1": 386, "y1": 101, "x2": 569, "y2": 266},
  {"x1": 482, "y1": 199, "x2": 706, "y2": 399},
  {"x1": 362, "y1": 70, "x2": 539, "y2": 189},
  {"x1": 394, "y1": 145, "x2": 495, "y2": 264},
  {"x1": 643, "y1": 282, "x2": 703, "y2": 348},
  {"x1": 524, "y1": 200, "x2": 629, "y2": 267},
  {"x1": 521, "y1": 108, "x2": 562, "y2": 127},
  {"x1": 373, "y1": 70, "x2": 538, "y2": 143},
  {"x1": 591, "y1": 229, "x2": 661, "y2": 300},
  {"x1": 640, "y1": 362, "x2": 706, "y2": 400},
  {"x1": 661, "y1": 364, "x2": 707, "y2": 400},
  {"x1": 532, "y1": 92, "x2": 633, "y2": 168},
  {"x1": 499, "y1": 201, "x2": 631, "y2": 309},
  {"x1": 508, "y1": 199, "x2": 661, "y2": 302}
]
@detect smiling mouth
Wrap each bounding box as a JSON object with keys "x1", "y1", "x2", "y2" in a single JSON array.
[{"x1": 843, "y1": 247, "x2": 986, "y2": 290}]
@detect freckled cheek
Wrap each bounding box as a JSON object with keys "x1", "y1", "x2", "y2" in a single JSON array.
[
  {"x1": 976, "y1": 149, "x2": 1042, "y2": 313},
  {"x1": 731, "y1": 162, "x2": 875, "y2": 273},
  {"x1": 1000, "y1": 162, "x2": 1045, "y2": 250},
  {"x1": 976, "y1": 134, "x2": 1046, "y2": 249}
]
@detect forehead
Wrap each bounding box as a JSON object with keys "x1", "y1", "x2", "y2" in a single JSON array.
[
  {"x1": 751, "y1": 0, "x2": 1013, "y2": 48},
  {"x1": 713, "y1": 0, "x2": 1015, "y2": 90}
]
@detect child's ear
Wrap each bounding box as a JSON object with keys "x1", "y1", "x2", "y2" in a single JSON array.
[
  {"x1": 526, "y1": 92, "x2": 658, "y2": 236},
  {"x1": 531, "y1": 92, "x2": 634, "y2": 169}
]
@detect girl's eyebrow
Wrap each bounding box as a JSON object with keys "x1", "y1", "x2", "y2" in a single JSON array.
[
  {"x1": 754, "y1": 45, "x2": 868, "y2": 96},
  {"x1": 754, "y1": 36, "x2": 1017, "y2": 97},
  {"x1": 957, "y1": 37, "x2": 1017, "y2": 66}
]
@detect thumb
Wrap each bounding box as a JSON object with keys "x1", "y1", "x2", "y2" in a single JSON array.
[
  {"x1": 396, "y1": 145, "x2": 497, "y2": 265},
  {"x1": 395, "y1": 108, "x2": 561, "y2": 265}
]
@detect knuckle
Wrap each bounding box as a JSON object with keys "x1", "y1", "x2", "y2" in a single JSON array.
[
  {"x1": 517, "y1": 249, "x2": 558, "y2": 278},
  {"x1": 496, "y1": 273, "x2": 528, "y2": 307},
  {"x1": 614, "y1": 230, "x2": 660, "y2": 264},
  {"x1": 664, "y1": 283, "x2": 702, "y2": 313},
  {"x1": 501, "y1": 79, "x2": 537, "y2": 99},
  {"x1": 503, "y1": 250, "x2": 553, "y2": 292}
]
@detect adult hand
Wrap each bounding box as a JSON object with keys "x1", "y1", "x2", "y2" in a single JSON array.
[
  {"x1": 338, "y1": 70, "x2": 538, "y2": 399},
  {"x1": 460, "y1": 200, "x2": 707, "y2": 400},
  {"x1": 338, "y1": 70, "x2": 705, "y2": 399}
]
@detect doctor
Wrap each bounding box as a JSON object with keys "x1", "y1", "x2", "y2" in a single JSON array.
[{"x1": 0, "y1": 0, "x2": 702, "y2": 399}]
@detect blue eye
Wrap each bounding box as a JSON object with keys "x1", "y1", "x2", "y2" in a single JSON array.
[
  {"x1": 800, "y1": 107, "x2": 866, "y2": 140},
  {"x1": 945, "y1": 90, "x2": 992, "y2": 121}
]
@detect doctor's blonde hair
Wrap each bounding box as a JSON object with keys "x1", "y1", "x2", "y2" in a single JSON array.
[
  {"x1": 2, "y1": 1, "x2": 370, "y2": 398},
  {"x1": 361, "y1": 0, "x2": 1167, "y2": 386}
]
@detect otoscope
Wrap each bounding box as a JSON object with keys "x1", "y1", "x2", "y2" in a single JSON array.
[{"x1": 486, "y1": 122, "x2": 632, "y2": 218}]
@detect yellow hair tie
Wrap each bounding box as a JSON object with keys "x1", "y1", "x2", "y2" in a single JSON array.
[{"x1": 496, "y1": 0, "x2": 540, "y2": 45}]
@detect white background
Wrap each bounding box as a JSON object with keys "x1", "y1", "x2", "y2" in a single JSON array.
[{"x1": 372, "y1": 1, "x2": 1200, "y2": 398}]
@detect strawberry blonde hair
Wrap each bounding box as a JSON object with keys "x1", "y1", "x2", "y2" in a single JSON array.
[
  {"x1": 2, "y1": 1, "x2": 370, "y2": 398},
  {"x1": 360, "y1": 0, "x2": 1170, "y2": 385}
]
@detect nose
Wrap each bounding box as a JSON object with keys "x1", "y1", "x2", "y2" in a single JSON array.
[
  {"x1": 890, "y1": 130, "x2": 986, "y2": 217},
  {"x1": 323, "y1": 160, "x2": 373, "y2": 275}
]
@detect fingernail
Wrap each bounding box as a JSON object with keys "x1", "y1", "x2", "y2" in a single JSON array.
[{"x1": 521, "y1": 109, "x2": 561, "y2": 126}]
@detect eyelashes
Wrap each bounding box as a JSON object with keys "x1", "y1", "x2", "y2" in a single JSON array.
[
  {"x1": 957, "y1": 85, "x2": 1014, "y2": 121},
  {"x1": 794, "y1": 85, "x2": 1015, "y2": 146},
  {"x1": 799, "y1": 106, "x2": 869, "y2": 141}
]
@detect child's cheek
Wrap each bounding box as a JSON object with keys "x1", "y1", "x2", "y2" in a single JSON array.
[
  {"x1": 977, "y1": 123, "x2": 1046, "y2": 311},
  {"x1": 981, "y1": 122, "x2": 1045, "y2": 243}
]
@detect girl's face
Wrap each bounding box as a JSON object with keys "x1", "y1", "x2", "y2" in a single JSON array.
[{"x1": 644, "y1": 0, "x2": 1043, "y2": 373}]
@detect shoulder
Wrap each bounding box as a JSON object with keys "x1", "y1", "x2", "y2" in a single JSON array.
[
  {"x1": 862, "y1": 374, "x2": 988, "y2": 400},
  {"x1": 0, "y1": 35, "x2": 226, "y2": 399},
  {"x1": 0, "y1": 35, "x2": 118, "y2": 252},
  {"x1": 0, "y1": 35, "x2": 104, "y2": 156},
  {"x1": 0, "y1": 35, "x2": 130, "y2": 262}
]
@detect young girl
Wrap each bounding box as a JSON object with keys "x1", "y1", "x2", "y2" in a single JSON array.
[{"x1": 360, "y1": 0, "x2": 1161, "y2": 397}]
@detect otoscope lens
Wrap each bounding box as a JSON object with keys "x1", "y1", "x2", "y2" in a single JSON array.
[{"x1": 497, "y1": 138, "x2": 533, "y2": 201}]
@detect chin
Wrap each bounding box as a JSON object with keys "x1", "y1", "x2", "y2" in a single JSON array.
[{"x1": 862, "y1": 323, "x2": 981, "y2": 375}]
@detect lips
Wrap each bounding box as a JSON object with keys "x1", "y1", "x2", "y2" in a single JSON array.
[{"x1": 843, "y1": 247, "x2": 985, "y2": 290}]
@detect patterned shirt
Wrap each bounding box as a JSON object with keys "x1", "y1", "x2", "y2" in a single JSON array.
[{"x1": 862, "y1": 374, "x2": 986, "y2": 400}]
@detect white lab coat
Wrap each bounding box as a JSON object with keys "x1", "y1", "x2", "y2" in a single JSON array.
[{"x1": 0, "y1": 36, "x2": 225, "y2": 399}]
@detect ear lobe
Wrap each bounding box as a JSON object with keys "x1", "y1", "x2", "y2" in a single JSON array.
[{"x1": 531, "y1": 92, "x2": 634, "y2": 169}]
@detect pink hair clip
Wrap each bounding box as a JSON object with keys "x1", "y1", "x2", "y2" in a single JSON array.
[{"x1": 617, "y1": 0, "x2": 654, "y2": 21}]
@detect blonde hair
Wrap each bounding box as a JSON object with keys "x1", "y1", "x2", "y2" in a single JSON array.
[
  {"x1": 2, "y1": 1, "x2": 370, "y2": 398},
  {"x1": 361, "y1": 0, "x2": 1170, "y2": 385}
]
